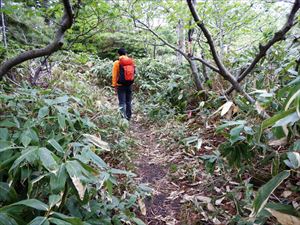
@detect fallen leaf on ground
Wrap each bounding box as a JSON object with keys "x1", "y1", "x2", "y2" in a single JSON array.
[
  {"x1": 281, "y1": 190, "x2": 292, "y2": 198},
  {"x1": 138, "y1": 198, "x2": 146, "y2": 216},
  {"x1": 266, "y1": 208, "x2": 300, "y2": 225}
]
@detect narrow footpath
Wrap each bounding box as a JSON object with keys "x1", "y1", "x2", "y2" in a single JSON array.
[{"x1": 131, "y1": 119, "x2": 182, "y2": 225}]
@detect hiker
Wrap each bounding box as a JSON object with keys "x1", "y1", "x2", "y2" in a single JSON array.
[{"x1": 112, "y1": 48, "x2": 135, "y2": 120}]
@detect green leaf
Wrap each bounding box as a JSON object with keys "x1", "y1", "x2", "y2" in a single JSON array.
[
  {"x1": 0, "y1": 213, "x2": 18, "y2": 225},
  {"x1": 251, "y1": 170, "x2": 290, "y2": 216},
  {"x1": 20, "y1": 131, "x2": 32, "y2": 147},
  {"x1": 9, "y1": 147, "x2": 39, "y2": 172},
  {"x1": 38, "y1": 106, "x2": 49, "y2": 119},
  {"x1": 45, "y1": 96, "x2": 69, "y2": 106},
  {"x1": 11, "y1": 199, "x2": 49, "y2": 211},
  {"x1": 57, "y1": 114, "x2": 66, "y2": 130},
  {"x1": 0, "y1": 128, "x2": 9, "y2": 140},
  {"x1": 261, "y1": 108, "x2": 296, "y2": 129},
  {"x1": 20, "y1": 129, "x2": 39, "y2": 147},
  {"x1": 52, "y1": 212, "x2": 84, "y2": 225},
  {"x1": 0, "y1": 182, "x2": 17, "y2": 203},
  {"x1": 49, "y1": 195, "x2": 61, "y2": 209},
  {"x1": 291, "y1": 139, "x2": 300, "y2": 151},
  {"x1": 49, "y1": 218, "x2": 72, "y2": 225},
  {"x1": 0, "y1": 140, "x2": 13, "y2": 153},
  {"x1": 84, "y1": 148, "x2": 107, "y2": 169},
  {"x1": 110, "y1": 168, "x2": 136, "y2": 177},
  {"x1": 29, "y1": 217, "x2": 49, "y2": 225},
  {"x1": 0, "y1": 120, "x2": 16, "y2": 128},
  {"x1": 273, "y1": 112, "x2": 300, "y2": 127},
  {"x1": 229, "y1": 124, "x2": 245, "y2": 144},
  {"x1": 38, "y1": 148, "x2": 59, "y2": 173},
  {"x1": 50, "y1": 164, "x2": 67, "y2": 193},
  {"x1": 48, "y1": 139, "x2": 64, "y2": 153},
  {"x1": 65, "y1": 161, "x2": 87, "y2": 200},
  {"x1": 217, "y1": 120, "x2": 246, "y2": 131},
  {"x1": 284, "y1": 83, "x2": 300, "y2": 110},
  {"x1": 131, "y1": 217, "x2": 146, "y2": 225},
  {"x1": 266, "y1": 202, "x2": 300, "y2": 217},
  {"x1": 284, "y1": 152, "x2": 300, "y2": 169}
]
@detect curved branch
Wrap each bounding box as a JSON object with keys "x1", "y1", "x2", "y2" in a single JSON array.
[
  {"x1": 186, "y1": 0, "x2": 231, "y2": 77},
  {"x1": 226, "y1": 0, "x2": 300, "y2": 95},
  {"x1": 191, "y1": 56, "x2": 220, "y2": 73},
  {"x1": 186, "y1": 0, "x2": 255, "y2": 103},
  {"x1": 0, "y1": 0, "x2": 74, "y2": 78}
]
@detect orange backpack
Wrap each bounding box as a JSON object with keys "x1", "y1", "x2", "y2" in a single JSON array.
[{"x1": 117, "y1": 57, "x2": 135, "y2": 86}]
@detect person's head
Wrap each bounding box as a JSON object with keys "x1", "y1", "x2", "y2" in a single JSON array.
[{"x1": 117, "y1": 48, "x2": 127, "y2": 56}]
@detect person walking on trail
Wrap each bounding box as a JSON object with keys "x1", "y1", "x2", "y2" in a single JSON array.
[{"x1": 112, "y1": 48, "x2": 135, "y2": 120}]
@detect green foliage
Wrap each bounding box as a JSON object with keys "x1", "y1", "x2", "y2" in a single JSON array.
[
  {"x1": 135, "y1": 57, "x2": 194, "y2": 119},
  {"x1": 0, "y1": 83, "x2": 144, "y2": 224}
]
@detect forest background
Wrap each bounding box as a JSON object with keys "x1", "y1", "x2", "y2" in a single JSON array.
[{"x1": 0, "y1": 0, "x2": 299, "y2": 224}]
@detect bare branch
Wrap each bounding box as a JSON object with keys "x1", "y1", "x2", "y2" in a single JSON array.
[
  {"x1": 135, "y1": 19, "x2": 188, "y2": 59},
  {"x1": 226, "y1": 0, "x2": 300, "y2": 95},
  {"x1": 0, "y1": 0, "x2": 74, "y2": 78},
  {"x1": 191, "y1": 56, "x2": 220, "y2": 73},
  {"x1": 135, "y1": 19, "x2": 205, "y2": 91},
  {"x1": 186, "y1": 0, "x2": 255, "y2": 103}
]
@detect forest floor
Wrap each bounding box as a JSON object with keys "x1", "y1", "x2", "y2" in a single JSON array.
[
  {"x1": 130, "y1": 115, "x2": 229, "y2": 225},
  {"x1": 131, "y1": 117, "x2": 182, "y2": 225}
]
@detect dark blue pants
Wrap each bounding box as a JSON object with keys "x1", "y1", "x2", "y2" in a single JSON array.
[{"x1": 117, "y1": 85, "x2": 132, "y2": 120}]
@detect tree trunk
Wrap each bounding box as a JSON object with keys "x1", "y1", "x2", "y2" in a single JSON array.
[
  {"x1": 188, "y1": 58, "x2": 204, "y2": 91},
  {"x1": 0, "y1": 0, "x2": 7, "y2": 48},
  {"x1": 176, "y1": 19, "x2": 185, "y2": 64}
]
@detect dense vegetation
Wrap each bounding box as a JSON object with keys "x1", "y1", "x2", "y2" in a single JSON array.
[{"x1": 0, "y1": 0, "x2": 300, "y2": 224}]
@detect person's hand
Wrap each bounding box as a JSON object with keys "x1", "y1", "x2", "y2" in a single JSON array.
[{"x1": 114, "y1": 87, "x2": 117, "y2": 94}]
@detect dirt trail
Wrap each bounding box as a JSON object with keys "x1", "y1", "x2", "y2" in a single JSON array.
[{"x1": 132, "y1": 119, "x2": 182, "y2": 225}]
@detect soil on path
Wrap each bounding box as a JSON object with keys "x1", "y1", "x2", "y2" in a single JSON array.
[{"x1": 131, "y1": 119, "x2": 182, "y2": 225}]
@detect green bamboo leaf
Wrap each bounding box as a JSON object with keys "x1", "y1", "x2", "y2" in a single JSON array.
[
  {"x1": 20, "y1": 131, "x2": 32, "y2": 147},
  {"x1": 52, "y1": 212, "x2": 84, "y2": 225},
  {"x1": 0, "y1": 120, "x2": 16, "y2": 128},
  {"x1": 48, "y1": 139, "x2": 64, "y2": 153},
  {"x1": 0, "y1": 213, "x2": 18, "y2": 225},
  {"x1": 0, "y1": 182, "x2": 17, "y2": 203},
  {"x1": 261, "y1": 108, "x2": 296, "y2": 129},
  {"x1": 110, "y1": 168, "x2": 136, "y2": 177},
  {"x1": 9, "y1": 147, "x2": 39, "y2": 172},
  {"x1": 65, "y1": 161, "x2": 87, "y2": 201},
  {"x1": 50, "y1": 164, "x2": 67, "y2": 193},
  {"x1": 273, "y1": 112, "x2": 300, "y2": 127},
  {"x1": 0, "y1": 128, "x2": 9, "y2": 140},
  {"x1": 132, "y1": 217, "x2": 146, "y2": 225},
  {"x1": 251, "y1": 170, "x2": 290, "y2": 216},
  {"x1": 284, "y1": 152, "x2": 300, "y2": 169},
  {"x1": 11, "y1": 199, "x2": 49, "y2": 211},
  {"x1": 38, "y1": 148, "x2": 59, "y2": 173},
  {"x1": 84, "y1": 149, "x2": 107, "y2": 169},
  {"x1": 216, "y1": 120, "x2": 246, "y2": 132},
  {"x1": 29, "y1": 217, "x2": 49, "y2": 225},
  {"x1": 38, "y1": 106, "x2": 49, "y2": 119},
  {"x1": 48, "y1": 195, "x2": 61, "y2": 209},
  {"x1": 57, "y1": 114, "x2": 66, "y2": 130},
  {"x1": 49, "y1": 218, "x2": 72, "y2": 225}
]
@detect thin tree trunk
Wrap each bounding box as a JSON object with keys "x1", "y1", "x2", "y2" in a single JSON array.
[
  {"x1": 188, "y1": 58, "x2": 204, "y2": 91},
  {"x1": 176, "y1": 19, "x2": 185, "y2": 64},
  {"x1": 0, "y1": 0, "x2": 7, "y2": 48}
]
